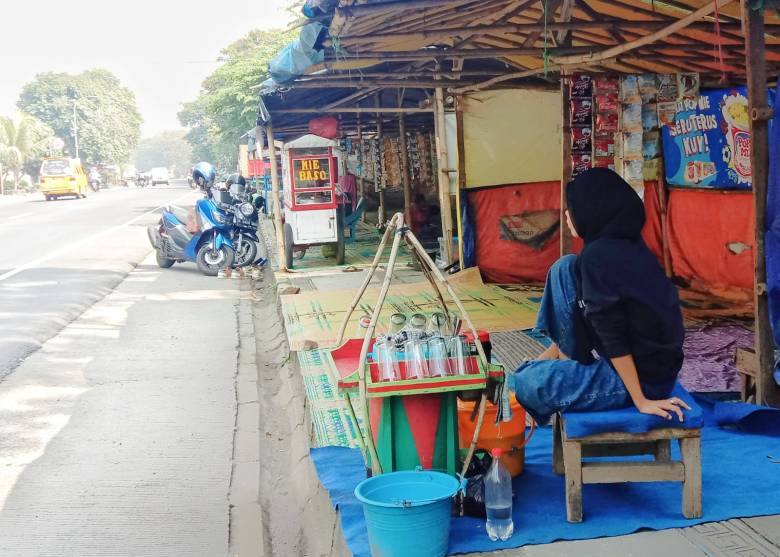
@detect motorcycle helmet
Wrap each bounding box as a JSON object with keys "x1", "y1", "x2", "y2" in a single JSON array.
[{"x1": 192, "y1": 162, "x2": 216, "y2": 189}]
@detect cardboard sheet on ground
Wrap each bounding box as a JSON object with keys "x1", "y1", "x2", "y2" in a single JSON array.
[{"x1": 281, "y1": 268, "x2": 541, "y2": 350}]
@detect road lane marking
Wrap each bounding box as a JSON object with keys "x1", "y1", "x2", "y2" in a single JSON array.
[
  {"x1": 0, "y1": 190, "x2": 197, "y2": 283},
  {"x1": 7, "y1": 212, "x2": 33, "y2": 221}
]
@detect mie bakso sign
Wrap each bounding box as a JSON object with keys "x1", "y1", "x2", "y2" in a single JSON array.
[{"x1": 293, "y1": 157, "x2": 331, "y2": 186}]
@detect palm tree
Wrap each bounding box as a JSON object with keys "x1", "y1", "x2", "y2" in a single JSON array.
[{"x1": 0, "y1": 112, "x2": 51, "y2": 194}]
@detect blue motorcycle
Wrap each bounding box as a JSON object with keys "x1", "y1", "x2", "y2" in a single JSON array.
[{"x1": 147, "y1": 192, "x2": 235, "y2": 276}]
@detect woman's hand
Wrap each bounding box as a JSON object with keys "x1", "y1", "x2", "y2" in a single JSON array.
[{"x1": 635, "y1": 396, "x2": 691, "y2": 422}]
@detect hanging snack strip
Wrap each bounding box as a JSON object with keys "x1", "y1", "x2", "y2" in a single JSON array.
[
  {"x1": 618, "y1": 75, "x2": 645, "y2": 193},
  {"x1": 639, "y1": 74, "x2": 661, "y2": 181},
  {"x1": 569, "y1": 74, "x2": 593, "y2": 177},
  {"x1": 593, "y1": 75, "x2": 618, "y2": 171}
]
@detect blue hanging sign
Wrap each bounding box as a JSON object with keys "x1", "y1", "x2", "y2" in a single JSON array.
[{"x1": 661, "y1": 87, "x2": 753, "y2": 189}]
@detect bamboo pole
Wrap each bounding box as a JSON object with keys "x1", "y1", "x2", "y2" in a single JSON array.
[
  {"x1": 560, "y1": 75, "x2": 574, "y2": 256},
  {"x1": 323, "y1": 46, "x2": 599, "y2": 62},
  {"x1": 356, "y1": 114, "x2": 367, "y2": 224},
  {"x1": 743, "y1": 2, "x2": 780, "y2": 407},
  {"x1": 375, "y1": 93, "x2": 386, "y2": 227},
  {"x1": 265, "y1": 124, "x2": 287, "y2": 272},
  {"x1": 338, "y1": 19, "x2": 749, "y2": 45},
  {"x1": 434, "y1": 87, "x2": 454, "y2": 264},
  {"x1": 332, "y1": 222, "x2": 396, "y2": 347},
  {"x1": 657, "y1": 171, "x2": 673, "y2": 278},
  {"x1": 357, "y1": 213, "x2": 406, "y2": 474},
  {"x1": 455, "y1": 96, "x2": 467, "y2": 268},
  {"x1": 552, "y1": 0, "x2": 735, "y2": 66},
  {"x1": 399, "y1": 112, "x2": 412, "y2": 225},
  {"x1": 288, "y1": 79, "x2": 484, "y2": 89},
  {"x1": 271, "y1": 107, "x2": 435, "y2": 114},
  {"x1": 403, "y1": 227, "x2": 490, "y2": 476}
]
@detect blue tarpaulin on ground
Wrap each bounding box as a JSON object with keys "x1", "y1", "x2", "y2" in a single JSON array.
[{"x1": 311, "y1": 401, "x2": 780, "y2": 556}]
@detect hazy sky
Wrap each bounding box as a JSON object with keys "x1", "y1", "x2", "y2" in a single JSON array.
[{"x1": 0, "y1": 0, "x2": 293, "y2": 137}]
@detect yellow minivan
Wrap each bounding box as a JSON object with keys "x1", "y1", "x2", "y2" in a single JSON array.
[{"x1": 39, "y1": 157, "x2": 88, "y2": 200}]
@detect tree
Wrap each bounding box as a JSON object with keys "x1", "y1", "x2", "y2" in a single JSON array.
[
  {"x1": 134, "y1": 130, "x2": 194, "y2": 175},
  {"x1": 0, "y1": 112, "x2": 52, "y2": 194},
  {"x1": 179, "y1": 28, "x2": 294, "y2": 170},
  {"x1": 17, "y1": 69, "x2": 142, "y2": 165}
]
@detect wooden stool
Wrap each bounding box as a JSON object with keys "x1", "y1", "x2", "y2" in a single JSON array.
[
  {"x1": 735, "y1": 346, "x2": 758, "y2": 403},
  {"x1": 551, "y1": 385, "x2": 703, "y2": 522}
]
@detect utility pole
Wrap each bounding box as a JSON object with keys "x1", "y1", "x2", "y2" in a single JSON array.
[{"x1": 72, "y1": 100, "x2": 80, "y2": 160}]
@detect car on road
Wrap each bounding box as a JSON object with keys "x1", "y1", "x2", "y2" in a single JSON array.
[
  {"x1": 39, "y1": 157, "x2": 89, "y2": 200},
  {"x1": 150, "y1": 167, "x2": 170, "y2": 186}
]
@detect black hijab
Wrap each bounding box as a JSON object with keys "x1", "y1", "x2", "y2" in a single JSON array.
[{"x1": 565, "y1": 168, "x2": 645, "y2": 244}]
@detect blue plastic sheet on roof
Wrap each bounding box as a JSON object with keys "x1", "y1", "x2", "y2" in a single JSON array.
[{"x1": 268, "y1": 22, "x2": 325, "y2": 85}]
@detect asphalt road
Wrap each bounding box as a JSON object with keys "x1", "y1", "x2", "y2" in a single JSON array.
[{"x1": 0, "y1": 180, "x2": 201, "y2": 377}]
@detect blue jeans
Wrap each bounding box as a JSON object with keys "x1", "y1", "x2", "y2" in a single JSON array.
[{"x1": 513, "y1": 255, "x2": 632, "y2": 425}]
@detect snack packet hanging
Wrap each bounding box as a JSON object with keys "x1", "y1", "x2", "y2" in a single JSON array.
[
  {"x1": 570, "y1": 98, "x2": 594, "y2": 126},
  {"x1": 621, "y1": 103, "x2": 643, "y2": 132},
  {"x1": 620, "y1": 75, "x2": 641, "y2": 104},
  {"x1": 657, "y1": 101, "x2": 678, "y2": 127},
  {"x1": 642, "y1": 103, "x2": 659, "y2": 131},
  {"x1": 638, "y1": 74, "x2": 658, "y2": 103},
  {"x1": 571, "y1": 153, "x2": 593, "y2": 176},
  {"x1": 594, "y1": 137, "x2": 615, "y2": 158},
  {"x1": 622, "y1": 131, "x2": 643, "y2": 160},
  {"x1": 572, "y1": 127, "x2": 593, "y2": 152},
  {"x1": 596, "y1": 112, "x2": 619, "y2": 134},
  {"x1": 569, "y1": 74, "x2": 593, "y2": 98},
  {"x1": 677, "y1": 72, "x2": 700, "y2": 100},
  {"x1": 657, "y1": 74, "x2": 678, "y2": 102}
]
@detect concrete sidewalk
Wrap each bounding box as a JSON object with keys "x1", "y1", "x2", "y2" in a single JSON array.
[{"x1": 0, "y1": 254, "x2": 260, "y2": 557}]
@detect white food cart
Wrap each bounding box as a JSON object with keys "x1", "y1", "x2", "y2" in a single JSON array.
[{"x1": 281, "y1": 135, "x2": 346, "y2": 269}]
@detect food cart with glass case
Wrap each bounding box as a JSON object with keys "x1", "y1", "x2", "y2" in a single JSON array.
[{"x1": 281, "y1": 135, "x2": 345, "y2": 268}]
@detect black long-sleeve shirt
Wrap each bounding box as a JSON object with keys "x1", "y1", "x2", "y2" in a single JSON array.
[{"x1": 566, "y1": 168, "x2": 685, "y2": 394}]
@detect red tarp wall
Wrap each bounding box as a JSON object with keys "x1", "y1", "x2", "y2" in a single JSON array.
[{"x1": 467, "y1": 181, "x2": 753, "y2": 289}]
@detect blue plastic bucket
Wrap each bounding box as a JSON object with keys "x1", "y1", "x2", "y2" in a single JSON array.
[{"x1": 354, "y1": 470, "x2": 460, "y2": 557}]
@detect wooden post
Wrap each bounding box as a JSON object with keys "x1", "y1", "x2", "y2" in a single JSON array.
[
  {"x1": 434, "y1": 87, "x2": 454, "y2": 264},
  {"x1": 657, "y1": 171, "x2": 673, "y2": 278},
  {"x1": 357, "y1": 114, "x2": 367, "y2": 223},
  {"x1": 455, "y1": 95, "x2": 467, "y2": 267},
  {"x1": 560, "y1": 75, "x2": 574, "y2": 256},
  {"x1": 376, "y1": 93, "x2": 386, "y2": 226},
  {"x1": 743, "y1": 2, "x2": 780, "y2": 407},
  {"x1": 265, "y1": 124, "x2": 287, "y2": 272},
  {"x1": 399, "y1": 112, "x2": 412, "y2": 224}
]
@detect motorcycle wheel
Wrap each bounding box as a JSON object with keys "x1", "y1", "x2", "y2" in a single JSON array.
[
  {"x1": 196, "y1": 244, "x2": 235, "y2": 276},
  {"x1": 156, "y1": 251, "x2": 175, "y2": 268},
  {"x1": 235, "y1": 238, "x2": 258, "y2": 267}
]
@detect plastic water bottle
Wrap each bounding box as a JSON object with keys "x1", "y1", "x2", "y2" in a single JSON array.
[{"x1": 485, "y1": 448, "x2": 514, "y2": 541}]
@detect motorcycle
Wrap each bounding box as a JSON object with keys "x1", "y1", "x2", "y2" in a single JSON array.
[
  {"x1": 89, "y1": 172, "x2": 102, "y2": 192},
  {"x1": 147, "y1": 190, "x2": 235, "y2": 276},
  {"x1": 220, "y1": 184, "x2": 263, "y2": 267},
  {"x1": 136, "y1": 173, "x2": 148, "y2": 188}
]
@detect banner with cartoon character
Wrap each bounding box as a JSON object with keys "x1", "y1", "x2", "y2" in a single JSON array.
[{"x1": 661, "y1": 87, "x2": 772, "y2": 189}]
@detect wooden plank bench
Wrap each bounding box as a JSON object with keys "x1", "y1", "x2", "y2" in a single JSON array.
[{"x1": 551, "y1": 385, "x2": 703, "y2": 522}]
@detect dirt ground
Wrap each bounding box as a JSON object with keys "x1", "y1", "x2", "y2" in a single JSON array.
[{"x1": 254, "y1": 266, "x2": 351, "y2": 557}]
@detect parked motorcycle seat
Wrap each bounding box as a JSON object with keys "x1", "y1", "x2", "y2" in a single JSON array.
[{"x1": 167, "y1": 205, "x2": 191, "y2": 224}]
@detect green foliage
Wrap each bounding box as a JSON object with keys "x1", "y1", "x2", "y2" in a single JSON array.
[
  {"x1": 17, "y1": 69, "x2": 142, "y2": 165},
  {"x1": 134, "y1": 130, "x2": 194, "y2": 175},
  {"x1": 179, "y1": 28, "x2": 294, "y2": 170},
  {"x1": 0, "y1": 112, "x2": 53, "y2": 192}
]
